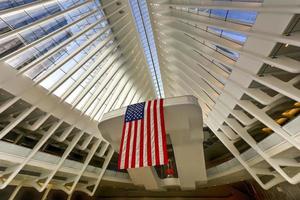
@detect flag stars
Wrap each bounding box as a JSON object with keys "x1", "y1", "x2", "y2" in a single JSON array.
[{"x1": 125, "y1": 102, "x2": 145, "y2": 122}]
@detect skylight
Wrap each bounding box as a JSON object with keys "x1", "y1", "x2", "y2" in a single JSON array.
[{"x1": 129, "y1": 0, "x2": 164, "y2": 98}]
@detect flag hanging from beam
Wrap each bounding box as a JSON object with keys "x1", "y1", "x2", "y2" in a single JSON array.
[{"x1": 118, "y1": 99, "x2": 168, "y2": 169}]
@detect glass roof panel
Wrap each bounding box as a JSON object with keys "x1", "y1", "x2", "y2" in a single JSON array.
[{"x1": 129, "y1": 0, "x2": 164, "y2": 98}]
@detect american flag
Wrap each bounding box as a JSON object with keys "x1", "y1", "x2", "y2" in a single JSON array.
[{"x1": 118, "y1": 99, "x2": 168, "y2": 169}]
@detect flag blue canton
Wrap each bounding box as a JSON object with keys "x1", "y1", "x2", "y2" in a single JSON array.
[{"x1": 125, "y1": 102, "x2": 145, "y2": 122}]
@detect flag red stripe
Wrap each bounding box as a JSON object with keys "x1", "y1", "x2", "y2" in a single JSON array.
[
  {"x1": 160, "y1": 99, "x2": 168, "y2": 164},
  {"x1": 153, "y1": 99, "x2": 160, "y2": 165},
  {"x1": 139, "y1": 118, "x2": 144, "y2": 167},
  {"x1": 124, "y1": 122, "x2": 132, "y2": 169},
  {"x1": 131, "y1": 120, "x2": 138, "y2": 168},
  {"x1": 147, "y1": 101, "x2": 152, "y2": 166},
  {"x1": 118, "y1": 122, "x2": 127, "y2": 169}
]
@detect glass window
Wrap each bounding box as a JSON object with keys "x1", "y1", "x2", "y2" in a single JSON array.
[
  {"x1": 55, "y1": 17, "x2": 69, "y2": 29},
  {"x1": 129, "y1": 0, "x2": 164, "y2": 97},
  {"x1": 39, "y1": 20, "x2": 57, "y2": 35},
  {"x1": 78, "y1": 4, "x2": 91, "y2": 14},
  {"x1": 0, "y1": 1, "x2": 14, "y2": 10},
  {"x1": 58, "y1": 0, "x2": 75, "y2": 10},
  {"x1": 45, "y1": 2, "x2": 61, "y2": 15},
  {"x1": 20, "y1": 29, "x2": 39, "y2": 43},
  {"x1": 65, "y1": 85, "x2": 83, "y2": 104},
  {"x1": 68, "y1": 9, "x2": 82, "y2": 20},
  {"x1": 50, "y1": 49, "x2": 68, "y2": 64},
  {"x1": 26, "y1": 6, "x2": 50, "y2": 22},
  {"x1": 35, "y1": 38, "x2": 57, "y2": 55},
  {"x1": 0, "y1": 37, "x2": 25, "y2": 58},
  {"x1": 61, "y1": 59, "x2": 77, "y2": 72},
  {"x1": 0, "y1": 18, "x2": 12, "y2": 34},
  {"x1": 12, "y1": 0, "x2": 36, "y2": 7},
  {"x1": 210, "y1": 9, "x2": 227, "y2": 19},
  {"x1": 208, "y1": 27, "x2": 247, "y2": 44},
  {"x1": 208, "y1": 27, "x2": 222, "y2": 36},
  {"x1": 73, "y1": 51, "x2": 87, "y2": 62},
  {"x1": 52, "y1": 31, "x2": 72, "y2": 43},
  {"x1": 0, "y1": 0, "x2": 37, "y2": 11},
  {"x1": 216, "y1": 45, "x2": 240, "y2": 60},
  {"x1": 31, "y1": 26, "x2": 48, "y2": 40},
  {"x1": 54, "y1": 78, "x2": 75, "y2": 97},
  {"x1": 2, "y1": 11, "x2": 33, "y2": 29},
  {"x1": 25, "y1": 59, "x2": 53, "y2": 79},
  {"x1": 40, "y1": 69, "x2": 65, "y2": 89},
  {"x1": 75, "y1": 92, "x2": 91, "y2": 110},
  {"x1": 227, "y1": 10, "x2": 257, "y2": 24},
  {"x1": 222, "y1": 30, "x2": 247, "y2": 43},
  {"x1": 7, "y1": 47, "x2": 39, "y2": 69}
]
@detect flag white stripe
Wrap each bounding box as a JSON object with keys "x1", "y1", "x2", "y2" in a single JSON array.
[
  {"x1": 157, "y1": 100, "x2": 164, "y2": 165},
  {"x1": 143, "y1": 101, "x2": 148, "y2": 167},
  {"x1": 120, "y1": 123, "x2": 129, "y2": 169},
  {"x1": 128, "y1": 121, "x2": 135, "y2": 168},
  {"x1": 150, "y1": 100, "x2": 156, "y2": 165},
  {"x1": 135, "y1": 119, "x2": 141, "y2": 168}
]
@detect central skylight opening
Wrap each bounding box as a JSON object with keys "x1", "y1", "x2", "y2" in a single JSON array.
[{"x1": 129, "y1": 0, "x2": 164, "y2": 98}]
